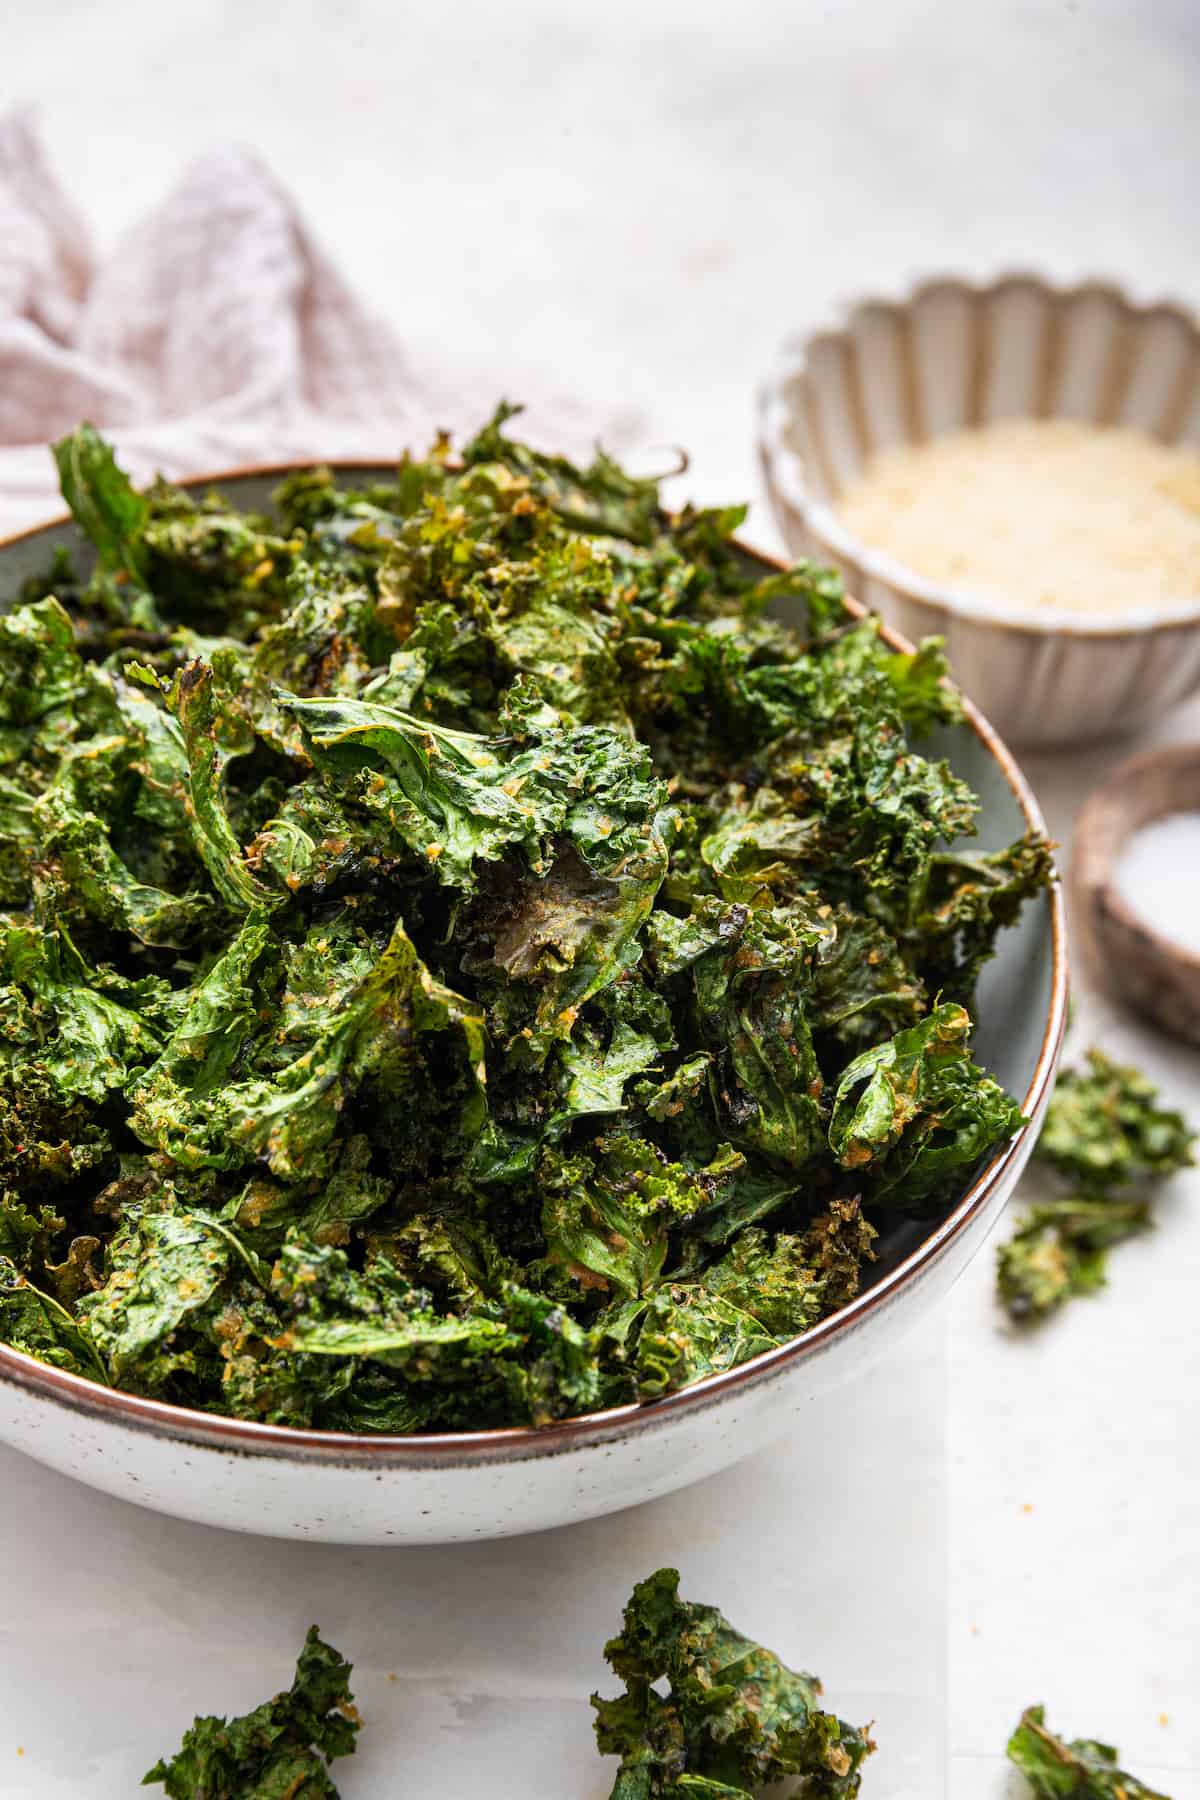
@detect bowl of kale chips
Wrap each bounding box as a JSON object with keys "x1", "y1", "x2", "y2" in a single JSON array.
[{"x1": 0, "y1": 410, "x2": 1065, "y2": 1542}]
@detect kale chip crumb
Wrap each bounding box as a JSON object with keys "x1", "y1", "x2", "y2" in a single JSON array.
[
  {"x1": 143, "y1": 1626, "x2": 360, "y2": 1798},
  {"x1": 998, "y1": 1047, "x2": 1194, "y2": 1322},
  {"x1": 1007, "y1": 1703, "x2": 1172, "y2": 1799},
  {"x1": 0, "y1": 410, "x2": 1049, "y2": 1432},
  {"x1": 592, "y1": 1567, "x2": 874, "y2": 1796}
]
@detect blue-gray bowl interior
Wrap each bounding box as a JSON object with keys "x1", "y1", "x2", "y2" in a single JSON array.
[{"x1": 0, "y1": 466, "x2": 1057, "y2": 1299}]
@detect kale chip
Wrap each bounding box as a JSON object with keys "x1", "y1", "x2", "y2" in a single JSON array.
[
  {"x1": 998, "y1": 1048, "x2": 1194, "y2": 1322},
  {"x1": 592, "y1": 1567, "x2": 874, "y2": 1796},
  {"x1": 143, "y1": 1626, "x2": 360, "y2": 1798},
  {"x1": 1007, "y1": 1704, "x2": 1172, "y2": 1799},
  {"x1": 0, "y1": 410, "x2": 1048, "y2": 1431}
]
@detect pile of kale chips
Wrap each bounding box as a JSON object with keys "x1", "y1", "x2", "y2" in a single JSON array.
[{"x1": 0, "y1": 409, "x2": 1050, "y2": 1433}]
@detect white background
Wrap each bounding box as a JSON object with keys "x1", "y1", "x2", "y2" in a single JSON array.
[{"x1": 3, "y1": 3, "x2": 1200, "y2": 1794}]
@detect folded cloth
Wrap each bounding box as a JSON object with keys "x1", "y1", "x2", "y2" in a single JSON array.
[{"x1": 0, "y1": 112, "x2": 617, "y2": 536}]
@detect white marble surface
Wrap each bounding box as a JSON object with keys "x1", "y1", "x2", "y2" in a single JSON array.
[
  {"x1": 0, "y1": 1322, "x2": 946, "y2": 1797},
  {"x1": 948, "y1": 712, "x2": 1200, "y2": 1800},
  {"x1": 5, "y1": 2, "x2": 1200, "y2": 1793}
]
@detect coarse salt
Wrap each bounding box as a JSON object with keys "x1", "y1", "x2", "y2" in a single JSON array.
[{"x1": 1113, "y1": 811, "x2": 1200, "y2": 957}]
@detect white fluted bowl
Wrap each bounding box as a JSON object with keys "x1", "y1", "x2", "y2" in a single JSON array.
[{"x1": 760, "y1": 275, "x2": 1200, "y2": 747}]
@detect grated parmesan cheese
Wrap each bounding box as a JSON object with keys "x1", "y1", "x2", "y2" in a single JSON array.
[{"x1": 834, "y1": 419, "x2": 1200, "y2": 616}]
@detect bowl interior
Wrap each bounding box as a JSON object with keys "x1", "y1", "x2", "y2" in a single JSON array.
[{"x1": 0, "y1": 467, "x2": 1064, "y2": 1441}]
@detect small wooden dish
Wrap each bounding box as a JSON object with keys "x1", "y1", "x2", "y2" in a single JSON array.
[{"x1": 1073, "y1": 744, "x2": 1200, "y2": 1043}]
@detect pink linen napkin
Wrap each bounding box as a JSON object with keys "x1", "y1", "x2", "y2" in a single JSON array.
[{"x1": 0, "y1": 112, "x2": 610, "y2": 536}]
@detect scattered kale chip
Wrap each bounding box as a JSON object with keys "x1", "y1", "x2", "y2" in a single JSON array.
[
  {"x1": 0, "y1": 410, "x2": 1048, "y2": 1431},
  {"x1": 143, "y1": 1626, "x2": 360, "y2": 1798},
  {"x1": 998, "y1": 1048, "x2": 1194, "y2": 1322},
  {"x1": 1007, "y1": 1704, "x2": 1172, "y2": 1799},
  {"x1": 1035, "y1": 1048, "x2": 1194, "y2": 1191},
  {"x1": 592, "y1": 1567, "x2": 874, "y2": 1796},
  {"x1": 138, "y1": 1613, "x2": 1173, "y2": 1800}
]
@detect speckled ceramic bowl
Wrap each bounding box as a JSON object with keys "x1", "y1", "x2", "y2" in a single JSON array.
[
  {"x1": 760, "y1": 275, "x2": 1200, "y2": 747},
  {"x1": 0, "y1": 466, "x2": 1067, "y2": 1544}
]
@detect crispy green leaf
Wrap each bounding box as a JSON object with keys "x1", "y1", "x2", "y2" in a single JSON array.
[
  {"x1": 0, "y1": 596, "x2": 91, "y2": 727},
  {"x1": 830, "y1": 1003, "x2": 1025, "y2": 1205},
  {"x1": 1037, "y1": 1048, "x2": 1194, "y2": 1194},
  {"x1": 143, "y1": 1626, "x2": 359, "y2": 1799},
  {"x1": 79, "y1": 1209, "x2": 243, "y2": 1387},
  {"x1": 1006, "y1": 1704, "x2": 1171, "y2": 1799},
  {"x1": 0, "y1": 922, "x2": 164, "y2": 1101},
  {"x1": 266, "y1": 1238, "x2": 602, "y2": 1428},
  {"x1": 690, "y1": 905, "x2": 827, "y2": 1170},
  {"x1": 0, "y1": 415, "x2": 1043, "y2": 1434},
  {"x1": 998, "y1": 1048, "x2": 1194, "y2": 1323},
  {"x1": 540, "y1": 1134, "x2": 719, "y2": 1301},
  {"x1": 169, "y1": 659, "x2": 278, "y2": 911},
  {"x1": 632, "y1": 1202, "x2": 874, "y2": 1398},
  {"x1": 593, "y1": 1568, "x2": 874, "y2": 1797},
  {"x1": 132, "y1": 915, "x2": 486, "y2": 1180},
  {"x1": 54, "y1": 424, "x2": 148, "y2": 581},
  {"x1": 0, "y1": 1254, "x2": 108, "y2": 1382},
  {"x1": 464, "y1": 400, "x2": 662, "y2": 544},
  {"x1": 911, "y1": 833, "x2": 1056, "y2": 1007}
]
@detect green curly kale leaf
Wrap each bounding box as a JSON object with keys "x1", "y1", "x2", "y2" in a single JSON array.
[
  {"x1": 1036, "y1": 1048, "x2": 1194, "y2": 1193},
  {"x1": 628, "y1": 1202, "x2": 875, "y2": 1398},
  {"x1": 1007, "y1": 1704, "x2": 1172, "y2": 1799},
  {"x1": 0, "y1": 1255, "x2": 109, "y2": 1381},
  {"x1": 830, "y1": 1003, "x2": 1025, "y2": 1207},
  {"x1": 592, "y1": 1567, "x2": 874, "y2": 1797},
  {"x1": 53, "y1": 424, "x2": 148, "y2": 584},
  {"x1": 128, "y1": 912, "x2": 487, "y2": 1181},
  {"x1": 909, "y1": 833, "x2": 1056, "y2": 1009},
  {"x1": 998, "y1": 1048, "x2": 1194, "y2": 1322},
  {"x1": 0, "y1": 412, "x2": 1048, "y2": 1431},
  {"x1": 143, "y1": 1626, "x2": 359, "y2": 1799}
]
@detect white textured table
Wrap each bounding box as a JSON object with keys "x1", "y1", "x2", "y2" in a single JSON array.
[
  {"x1": 0, "y1": 1327, "x2": 946, "y2": 1797},
  {"x1": 6, "y1": 3, "x2": 1200, "y2": 1793},
  {"x1": 948, "y1": 709, "x2": 1200, "y2": 1800}
]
